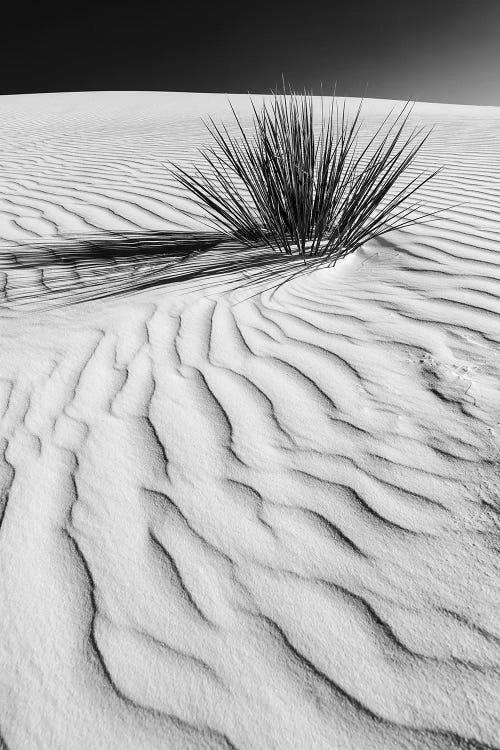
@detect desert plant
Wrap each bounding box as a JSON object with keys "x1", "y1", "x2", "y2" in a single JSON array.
[{"x1": 169, "y1": 85, "x2": 440, "y2": 264}]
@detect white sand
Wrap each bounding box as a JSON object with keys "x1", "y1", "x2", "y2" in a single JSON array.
[{"x1": 0, "y1": 92, "x2": 499, "y2": 749}]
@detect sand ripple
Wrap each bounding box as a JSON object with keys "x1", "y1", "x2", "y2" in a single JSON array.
[{"x1": 0, "y1": 92, "x2": 499, "y2": 749}]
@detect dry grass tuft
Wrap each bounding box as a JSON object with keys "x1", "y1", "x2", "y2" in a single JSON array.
[{"x1": 169, "y1": 85, "x2": 441, "y2": 264}]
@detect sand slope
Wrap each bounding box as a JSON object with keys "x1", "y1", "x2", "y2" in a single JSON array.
[{"x1": 0, "y1": 92, "x2": 499, "y2": 749}]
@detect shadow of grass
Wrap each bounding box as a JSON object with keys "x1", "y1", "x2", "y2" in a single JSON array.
[{"x1": 0, "y1": 230, "x2": 315, "y2": 310}]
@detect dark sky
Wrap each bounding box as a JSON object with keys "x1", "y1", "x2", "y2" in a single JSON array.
[{"x1": 1, "y1": 0, "x2": 499, "y2": 104}]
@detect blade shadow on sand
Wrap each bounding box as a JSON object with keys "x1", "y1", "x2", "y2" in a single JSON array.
[{"x1": 0, "y1": 230, "x2": 313, "y2": 310}]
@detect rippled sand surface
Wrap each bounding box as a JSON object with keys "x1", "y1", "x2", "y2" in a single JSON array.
[{"x1": 0, "y1": 92, "x2": 499, "y2": 749}]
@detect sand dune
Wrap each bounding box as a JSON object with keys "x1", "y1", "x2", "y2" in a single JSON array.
[{"x1": 0, "y1": 92, "x2": 499, "y2": 749}]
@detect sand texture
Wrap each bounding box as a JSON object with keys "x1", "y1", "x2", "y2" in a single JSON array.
[{"x1": 0, "y1": 92, "x2": 499, "y2": 749}]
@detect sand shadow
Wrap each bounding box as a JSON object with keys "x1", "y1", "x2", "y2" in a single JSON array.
[{"x1": 0, "y1": 230, "x2": 311, "y2": 309}]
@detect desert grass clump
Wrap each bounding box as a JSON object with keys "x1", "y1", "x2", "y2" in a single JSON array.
[{"x1": 169, "y1": 86, "x2": 439, "y2": 264}]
